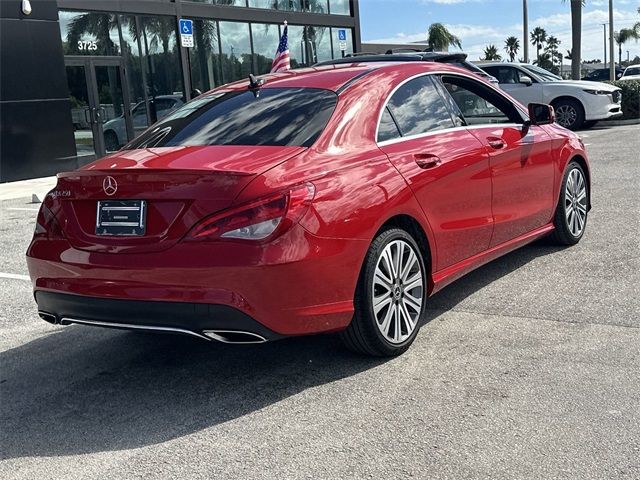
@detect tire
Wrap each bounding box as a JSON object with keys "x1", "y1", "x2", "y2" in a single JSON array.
[
  {"x1": 340, "y1": 228, "x2": 427, "y2": 357},
  {"x1": 582, "y1": 120, "x2": 598, "y2": 129},
  {"x1": 549, "y1": 161, "x2": 589, "y2": 245},
  {"x1": 552, "y1": 98, "x2": 585, "y2": 131},
  {"x1": 104, "y1": 131, "x2": 120, "y2": 152}
]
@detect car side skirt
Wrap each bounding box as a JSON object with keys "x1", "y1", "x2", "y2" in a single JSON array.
[{"x1": 431, "y1": 223, "x2": 555, "y2": 295}]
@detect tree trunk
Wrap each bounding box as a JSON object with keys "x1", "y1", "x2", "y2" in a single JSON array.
[{"x1": 570, "y1": 0, "x2": 582, "y2": 80}]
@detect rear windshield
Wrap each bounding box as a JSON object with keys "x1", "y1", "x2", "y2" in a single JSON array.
[{"x1": 124, "y1": 87, "x2": 337, "y2": 149}]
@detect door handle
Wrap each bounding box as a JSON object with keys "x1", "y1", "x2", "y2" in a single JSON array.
[
  {"x1": 487, "y1": 137, "x2": 506, "y2": 149},
  {"x1": 413, "y1": 153, "x2": 441, "y2": 170}
]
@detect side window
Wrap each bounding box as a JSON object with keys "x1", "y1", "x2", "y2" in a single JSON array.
[
  {"x1": 377, "y1": 107, "x2": 401, "y2": 142},
  {"x1": 440, "y1": 75, "x2": 524, "y2": 126},
  {"x1": 385, "y1": 75, "x2": 455, "y2": 137}
]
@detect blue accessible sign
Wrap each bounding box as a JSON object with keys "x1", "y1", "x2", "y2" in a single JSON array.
[{"x1": 179, "y1": 19, "x2": 194, "y2": 48}]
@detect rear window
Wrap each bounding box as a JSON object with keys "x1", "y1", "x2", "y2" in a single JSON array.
[{"x1": 125, "y1": 88, "x2": 337, "y2": 149}]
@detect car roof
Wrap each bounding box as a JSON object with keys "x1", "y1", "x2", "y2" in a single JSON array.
[{"x1": 207, "y1": 62, "x2": 474, "y2": 94}]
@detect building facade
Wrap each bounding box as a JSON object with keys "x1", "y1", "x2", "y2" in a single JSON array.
[{"x1": 0, "y1": 0, "x2": 361, "y2": 182}]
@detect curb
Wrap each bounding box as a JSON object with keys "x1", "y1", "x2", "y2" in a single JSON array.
[{"x1": 598, "y1": 118, "x2": 640, "y2": 126}]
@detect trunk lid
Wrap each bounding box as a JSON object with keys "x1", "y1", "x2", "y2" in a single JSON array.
[{"x1": 50, "y1": 145, "x2": 305, "y2": 254}]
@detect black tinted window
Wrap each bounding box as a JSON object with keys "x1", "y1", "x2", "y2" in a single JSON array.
[
  {"x1": 377, "y1": 107, "x2": 401, "y2": 142},
  {"x1": 387, "y1": 76, "x2": 454, "y2": 137},
  {"x1": 126, "y1": 88, "x2": 337, "y2": 149}
]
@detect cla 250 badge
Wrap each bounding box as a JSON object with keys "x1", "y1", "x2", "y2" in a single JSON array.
[{"x1": 49, "y1": 190, "x2": 71, "y2": 198}]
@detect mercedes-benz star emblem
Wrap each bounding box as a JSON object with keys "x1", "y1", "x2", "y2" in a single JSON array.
[{"x1": 103, "y1": 176, "x2": 118, "y2": 196}]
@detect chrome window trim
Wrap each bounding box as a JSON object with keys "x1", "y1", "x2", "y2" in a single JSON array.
[
  {"x1": 374, "y1": 70, "x2": 529, "y2": 146},
  {"x1": 377, "y1": 123, "x2": 524, "y2": 147}
]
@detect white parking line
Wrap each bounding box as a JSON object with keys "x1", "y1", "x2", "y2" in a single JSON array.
[
  {"x1": 0, "y1": 272, "x2": 31, "y2": 281},
  {"x1": 5, "y1": 207, "x2": 40, "y2": 212}
]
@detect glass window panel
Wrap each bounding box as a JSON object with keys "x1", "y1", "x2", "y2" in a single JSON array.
[
  {"x1": 331, "y1": 27, "x2": 353, "y2": 59},
  {"x1": 441, "y1": 75, "x2": 523, "y2": 125},
  {"x1": 387, "y1": 76, "x2": 454, "y2": 136},
  {"x1": 118, "y1": 15, "x2": 148, "y2": 134},
  {"x1": 277, "y1": 0, "x2": 303, "y2": 11},
  {"x1": 139, "y1": 16, "x2": 183, "y2": 98},
  {"x1": 328, "y1": 0, "x2": 350, "y2": 15},
  {"x1": 305, "y1": 25, "x2": 331, "y2": 64},
  {"x1": 302, "y1": 0, "x2": 329, "y2": 13},
  {"x1": 59, "y1": 11, "x2": 120, "y2": 55},
  {"x1": 127, "y1": 88, "x2": 338, "y2": 148},
  {"x1": 377, "y1": 107, "x2": 401, "y2": 142},
  {"x1": 251, "y1": 23, "x2": 280, "y2": 75},
  {"x1": 248, "y1": 0, "x2": 275, "y2": 8},
  {"x1": 190, "y1": 19, "x2": 222, "y2": 93},
  {"x1": 187, "y1": 0, "x2": 247, "y2": 4},
  {"x1": 218, "y1": 21, "x2": 252, "y2": 84}
]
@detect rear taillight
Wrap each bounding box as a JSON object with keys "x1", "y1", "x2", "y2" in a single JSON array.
[
  {"x1": 34, "y1": 205, "x2": 65, "y2": 240},
  {"x1": 185, "y1": 182, "x2": 315, "y2": 242}
]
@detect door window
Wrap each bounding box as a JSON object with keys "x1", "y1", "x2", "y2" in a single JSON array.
[
  {"x1": 440, "y1": 75, "x2": 524, "y2": 126},
  {"x1": 483, "y1": 66, "x2": 533, "y2": 85},
  {"x1": 377, "y1": 107, "x2": 401, "y2": 142},
  {"x1": 383, "y1": 75, "x2": 454, "y2": 139}
]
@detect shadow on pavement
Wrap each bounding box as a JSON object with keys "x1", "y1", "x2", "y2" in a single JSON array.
[{"x1": 0, "y1": 241, "x2": 563, "y2": 460}]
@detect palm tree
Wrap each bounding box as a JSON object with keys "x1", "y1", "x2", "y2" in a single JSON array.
[
  {"x1": 482, "y1": 44, "x2": 502, "y2": 61},
  {"x1": 614, "y1": 28, "x2": 639, "y2": 65},
  {"x1": 545, "y1": 35, "x2": 561, "y2": 68},
  {"x1": 530, "y1": 27, "x2": 547, "y2": 64},
  {"x1": 563, "y1": 0, "x2": 584, "y2": 80},
  {"x1": 427, "y1": 23, "x2": 462, "y2": 51},
  {"x1": 504, "y1": 36, "x2": 520, "y2": 62}
]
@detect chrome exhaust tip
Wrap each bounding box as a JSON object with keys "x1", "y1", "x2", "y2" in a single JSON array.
[
  {"x1": 202, "y1": 330, "x2": 267, "y2": 344},
  {"x1": 38, "y1": 311, "x2": 58, "y2": 324}
]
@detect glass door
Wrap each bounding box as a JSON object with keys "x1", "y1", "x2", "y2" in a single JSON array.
[{"x1": 64, "y1": 57, "x2": 133, "y2": 164}]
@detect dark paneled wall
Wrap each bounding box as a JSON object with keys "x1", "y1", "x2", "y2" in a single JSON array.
[{"x1": 1, "y1": 0, "x2": 77, "y2": 182}]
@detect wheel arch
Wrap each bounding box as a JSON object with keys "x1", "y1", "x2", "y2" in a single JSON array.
[
  {"x1": 373, "y1": 214, "x2": 435, "y2": 294},
  {"x1": 550, "y1": 95, "x2": 586, "y2": 118}
]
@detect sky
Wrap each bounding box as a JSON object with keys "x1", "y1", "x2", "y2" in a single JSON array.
[{"x1": 360, "y1": 0, "x2": 640, "y2": 63}]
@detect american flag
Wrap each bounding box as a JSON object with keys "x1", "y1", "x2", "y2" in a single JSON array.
[{"x1": 270, "y1": 24, "x2": 290, "y2": 73}]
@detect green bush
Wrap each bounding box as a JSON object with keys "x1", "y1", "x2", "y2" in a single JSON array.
[{"x1": 604, "y1": 80, "x2": 640, "y2": 119}]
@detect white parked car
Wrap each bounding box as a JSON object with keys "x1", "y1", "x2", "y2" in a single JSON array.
[
  {"x1": 620, "y1": 64, "x2": 640, "y2": 81},
  {"x1": 478, "y1": 63, "x2": 623, "y2": 130}
]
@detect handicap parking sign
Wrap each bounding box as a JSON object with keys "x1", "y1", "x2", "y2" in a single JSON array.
[
  {"x1": 179, "y1": 19, "x2": 193, "y2": 35},
  {"x1": 179, "y1": 19, "x2": 194, "y2": 47},
  {"x1": 337, "y1": 29, "x2": 347, "y2": 41}
]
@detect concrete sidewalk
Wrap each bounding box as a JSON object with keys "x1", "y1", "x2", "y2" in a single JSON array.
[{"x1": 0, "y1": 176, "x2": 57, "y2": 202}]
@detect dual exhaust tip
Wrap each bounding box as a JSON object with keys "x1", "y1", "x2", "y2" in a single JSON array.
[{"x1": 38, "y1": 311, "x2": 267, "y2": 344}]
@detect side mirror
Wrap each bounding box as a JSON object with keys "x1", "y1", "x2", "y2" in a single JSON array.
[
  {"x1": 528, "y1": 103, "x2": 555, "y2": 126},
  {"x1": 519, "y1": 75, "x2": 533, "y2": 86}
]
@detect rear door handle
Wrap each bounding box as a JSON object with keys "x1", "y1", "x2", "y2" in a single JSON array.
[
  {"x1": 413, "y1": 153, "x2": 441, "y2": 170},
  {"x1": 487, "y1": 137, "x2": 506, "y2": 149}
]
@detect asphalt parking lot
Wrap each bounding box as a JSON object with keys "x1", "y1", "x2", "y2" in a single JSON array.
[{"x1": 1, "y1": 124, "x2": 639, "y2": 479}]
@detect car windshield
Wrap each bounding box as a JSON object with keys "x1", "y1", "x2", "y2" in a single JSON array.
[
  {"x1": 624, "y1": 67, "x2": 640, "y2": 76},
  {"x1": 520, "y1": 64, "x2": 562, "y2": 82},
  {"x1": 125, "y1": 88, "x2": 337, "y2": 149}
]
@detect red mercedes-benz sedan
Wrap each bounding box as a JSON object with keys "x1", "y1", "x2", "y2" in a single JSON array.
[{"x1": 27, "y1": 61, "x2": 590, "y2": 356}]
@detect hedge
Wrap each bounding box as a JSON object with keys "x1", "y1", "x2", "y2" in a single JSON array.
[{"x1": 604, "y1": 79, "x2": 640, "y2": 119}]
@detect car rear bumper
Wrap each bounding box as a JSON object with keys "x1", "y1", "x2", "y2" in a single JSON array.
[
  {"x1": 27, "y1": 225, "x2": 369, "y2": 337},
  {"x1": 35, "y1": 291, "x2": 282, "y2": 343}
]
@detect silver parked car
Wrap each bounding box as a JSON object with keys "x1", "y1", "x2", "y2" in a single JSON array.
[{"x1": 102, "y1": 95, "x2": 184, "y2": 150}]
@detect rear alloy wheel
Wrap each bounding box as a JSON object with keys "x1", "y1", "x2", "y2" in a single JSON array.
[
  {"x1": 340, "y1": 228, "x2": 426, "y2": 357},
  {"x1": 553, "y1": 98, "x2": 584, "y2": 131},
  {"x1": 550, "y1": 161, "x2": 589, "y2": 245}
]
